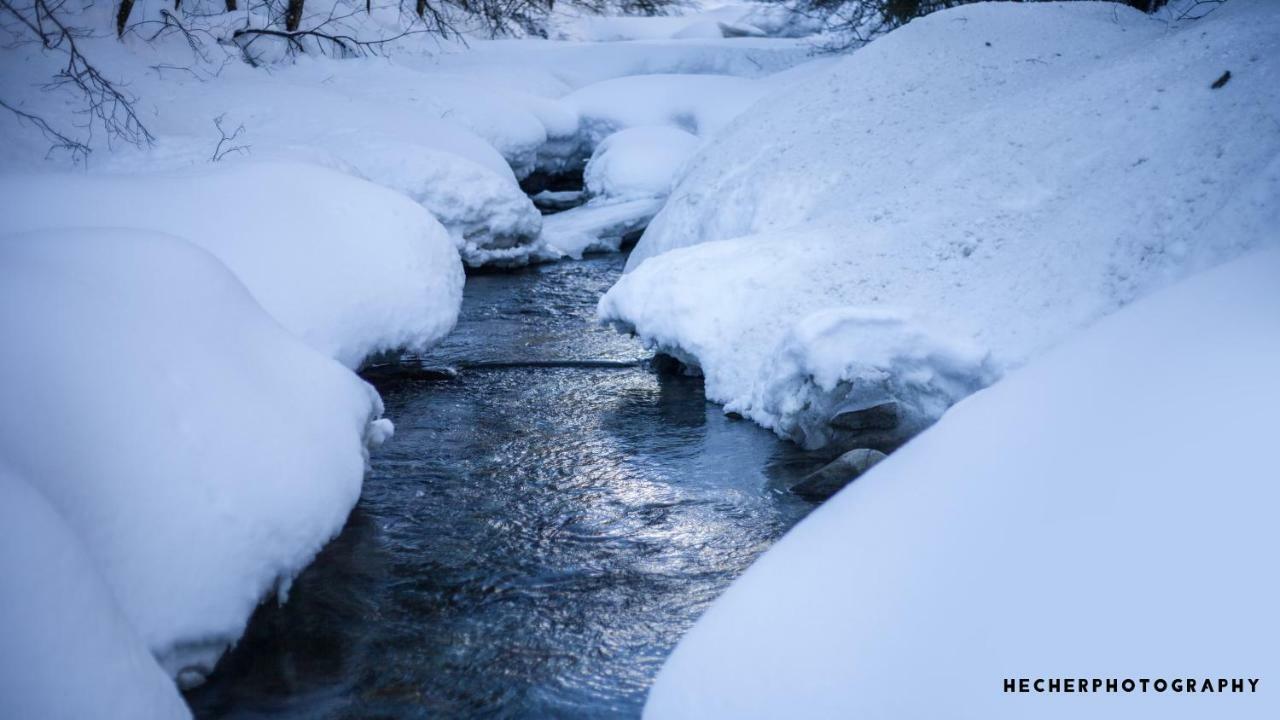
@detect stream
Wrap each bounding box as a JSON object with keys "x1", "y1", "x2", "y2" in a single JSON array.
[{"x1": 186, "y1": 252, "x2": 819, "y2": 719}]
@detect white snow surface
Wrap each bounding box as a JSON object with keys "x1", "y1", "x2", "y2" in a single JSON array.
[
  {"x1": 604, "y1": 0, "x2": 1280, "y2": 446},
  {"x1": 585, "y1": 126, "x2": 701, "y2": 200},
  {"x1": 0, "y1": 228, "x2": 393, "y2": 687},
  {"x1": 0, "y1": 467, "x2": 191, "y2": 720},
  {"x1": 645, "y1": 246, "x2": 1280, "y2": 720},
  {"x1": 539, "y1": 196, "x2": 666, "y2": 260},
  {"x1": 563, "y1": 72, "x2": 768, "y2": 150},
  {"x1": 0, "y1": 161, "x2": 464, "y2": 368}
]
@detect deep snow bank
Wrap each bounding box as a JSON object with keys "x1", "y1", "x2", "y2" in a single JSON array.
[
  {"x1": 644, "y1": 246, "x2": 1280, "y2": 720},
  {"x1": 0, "y1": 468, "x2": 191, "y2": 720},
  {"x1": 604, "y1": 0, "x2": 1280, "y2": 447},
  {"x1": 0, "y1": 161, "x2": 463, "y2": 368},
  {"x1": 0, "y1": 229, "x2": 392, "y2": 686}
]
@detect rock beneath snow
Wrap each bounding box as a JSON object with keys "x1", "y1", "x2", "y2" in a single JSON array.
[
  {"x1": 830, "y1": 399, "x2": 901, "y2": 433},
  {"x1": 790, "y1": 448, "x2": 887, "y2": 501},
  {"x1": 532, "y1": 189, "x2": 588, "y2": 212}
]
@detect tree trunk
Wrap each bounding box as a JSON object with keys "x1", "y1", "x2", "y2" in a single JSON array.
[
  {"x1": 226, "y1": 0, "x2": 237, "y2": 11},
  {"x1": 285, "y1": 0, "x2": 305, "y2": 31},
  {"x1": 116, "y1": 0, "x2": 135, "y2": 37},
  {"x1": 415, "y1": 0, "x2": 426, "y2": 18}
]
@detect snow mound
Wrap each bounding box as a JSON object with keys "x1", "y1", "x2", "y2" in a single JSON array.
[
  {"x1": 0, "y1": 467, "x2": 191, "y2": 720},
  {"x1": 585, "y1": 126, "x2": 701, "y2": 200},
  {"x1": 606, "y1": 0, "x2": 1280, "y2": 446},
  {"x1": 564, "y1": 73, "x2": 767, "y2": 153},
  {"x1": 644, "y1": 246, "x2": 1280, "y2": 720},
  {"x1": 729, "y1": 307, "x2": 999, "y2": 448},
  {"x1": 0, "y1": 161, "x2": 464, "y2": 368},
  {"x1": 352, "y1": 144, "x2": 543, "y2": 266},
  {"x1": 539, "y1": 196, "x2": 666, "y2": 260},
  {"x1": 0, "y1": 228, "x2": 391, "y2": 688}
]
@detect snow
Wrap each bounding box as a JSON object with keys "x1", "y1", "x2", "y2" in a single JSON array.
[
  {"x1": 563, "y1": 72, "x2": 768, "y2": 151},
  {"x1": 0, "y1": 228, "x2": 392, "y2": 687},
  {"x1": 604, "y1": 0, "x2": 1280, "y2": 446},
  {"x1": 585, "y1": 126, "x2": 701, "y2": 200},
  {"x1": 539, "y1": 196, "x2": 667, "y2": 260},
  {"x1": 0, "y1": 467, "x2": 191, "y2": 720},
  {"x1": 0, "y1": 161, "x2": 464, "y2": 368},
  {"x1": 548, "y1": 4, "x2": 777, "y2": 42},
  {"x1": 644, "y1": 246, "x2": 1280, "y2": 720}
]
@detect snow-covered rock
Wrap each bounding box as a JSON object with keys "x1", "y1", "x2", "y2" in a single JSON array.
[
  {"x1": 645, "y1": 246, "x2": 1280, "y2": 720},
  {"x1": 585, "y1": 126, "x2": 700, "y2": 200},
  {"x1": 605, "y1": 0, "x2": 1280, "y2": 446},
  {"x1": 0, "y1": 228, "x2": 393, "y2": 686},
  {"x1": 539, "y1": 196, "x2": 666, "y2": 260},
  {"x1": 0, "y1": 161, "x2": 464, "y2": 368},
  {"x1": 564, "y1": 73, "x2": 768, "y2": 152},
  {"x1": 0, "y1": 467, "x2": 191, "y2": 720}
]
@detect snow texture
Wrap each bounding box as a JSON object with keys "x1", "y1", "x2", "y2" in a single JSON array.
[
  {"x1": 604, "y1": 0, "x2": 1280, "y2": 446},
  {"x1": 645, "y1": 246, "x2": 1280, "y2": 720},
  {"x1": 0, "y1": 228, "x2": 393, "y2": 685},
  {"x1": 0, "y1": 467, "x2": 191, "y2": 720},
  {"x1": 0, "y1": 162, "x2": 464, "y2": 368},
  {"x1": 585, "y1": 126, "x2": 701, "y2": 201}
]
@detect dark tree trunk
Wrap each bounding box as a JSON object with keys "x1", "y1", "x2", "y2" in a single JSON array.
[
  {"x1": 285, "y1": 0, "x2": 305, "y2": 31},
  {"x1": 416, "y1": 0, "x2": 426, "y2": 18},
  {"x1": 116, "y1": 0, "x2": 135, "y2": 37},
  {"x1": 226, "y1": 0, "x2": 237, "y2": 11}
]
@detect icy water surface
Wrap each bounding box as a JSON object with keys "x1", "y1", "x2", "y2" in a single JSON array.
[{"x1": 187, "y1": 254, "x2": 817, "y2": 719}]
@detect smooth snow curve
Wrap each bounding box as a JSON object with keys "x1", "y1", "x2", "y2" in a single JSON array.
[
  {"x1": 0, "y1": 228, "x2": 393, "y2": 686},
  {"x1": 0, "y1": 162, "x2": 464, "y2": 368},
  {"x1": 644, "y1": 246, "x2": 1280, "y2": 720}
]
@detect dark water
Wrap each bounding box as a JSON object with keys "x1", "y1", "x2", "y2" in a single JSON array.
[{"x1": 187, "y1": 254, "x2": 817, "y2": 719}]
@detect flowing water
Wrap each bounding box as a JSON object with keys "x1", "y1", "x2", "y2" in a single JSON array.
[{"x1": 187, "y1": 253, "x2": 818, "y2": 719}]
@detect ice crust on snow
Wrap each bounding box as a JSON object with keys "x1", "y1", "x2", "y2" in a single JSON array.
[
  {"x1": 0, "y1": 228, "x2": 393, "y2": 687},
  {"x1": 644, "y1": 247, "x2": 1280, "y2": 720},
  {"x1": 0, "y1": 161, "x2": 464, "y2": 368},
  {"x1": 603, "y1": 0, "x2": 1280, "y2": 446}
]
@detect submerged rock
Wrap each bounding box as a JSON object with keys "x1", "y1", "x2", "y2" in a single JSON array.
[{"x1": 790, "y1": 448, "x2": 887, "y2": 501}]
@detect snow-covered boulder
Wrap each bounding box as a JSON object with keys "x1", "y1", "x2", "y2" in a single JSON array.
[
  {"x1": 0, "y1": 161, "x2": 464, "y2": 368},
  {"x1": 644, "y1": 246, "x2": 1280, "y2": 720},
  {"x1": 0, "y1": 467, "x2": 191, "y2": 720},
  {"x1": 585, "y1": 126, "x2": 701, "y2": 201},
  {"x1": 564, "y1": 73, "x2": 768, "y2": 153},
  {"x1": 605, "y1": 0, "x2": 1280, "y2": 446},
  {"x1": 0, "y1": 228, "x2": 393, "y2": 687}
]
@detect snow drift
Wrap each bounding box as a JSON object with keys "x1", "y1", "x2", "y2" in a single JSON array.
[
  {"x1": 643, "y1": 245, "x2": 1280, "y2": 720},
  {"x1": 603, "y1": 0, "x2": 1280, "y2": 447},
  {"x1": 0, "y1": 228, "x2": 393, "y2": 688},
  {"x1": 0, "y1": 161, "x2": 464, "y2": 368},
  {"x1": 0, "y1": 467, "x2": 191, "y2": 720}
]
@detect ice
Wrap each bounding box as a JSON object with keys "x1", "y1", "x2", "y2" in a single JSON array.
[
  {"x1": 644, "y1": 247, "x2": 1280, "y2": 719},
  {"x1": 0, "y1": 228, "x2": 393, "y2": 688},
  {"x1": 0, "y1": 161, "x2": 464, "y2": 368}
]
